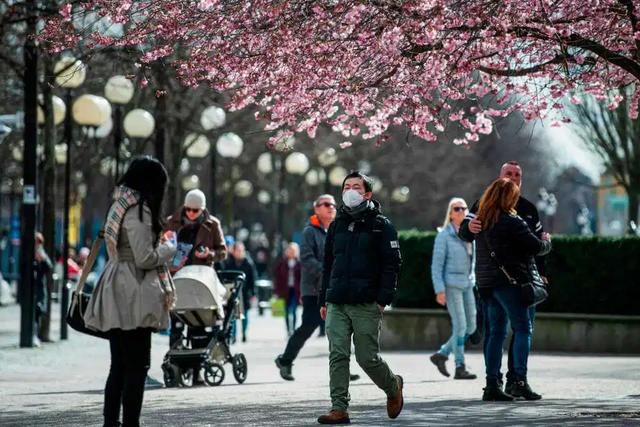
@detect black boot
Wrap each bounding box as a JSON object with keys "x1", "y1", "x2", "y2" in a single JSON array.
[
  {"x1": 482, "y1": 379, "x2": 515, "y2": 401},
  {"x1": 275, "y1": 355, "x2": 294, "y2": 381},
  {"x1": 429, "y1": 353, "x2": 450, "y2": 377},
  {"x1": 454, "y1": 364, "x2": 477, "y2": 380},
  {"x1": 510, "y1": 380, "x2": 542, "y2": 400},
  {"x1": 504, "y1": 380, "x2": 515, "y2": 396}
]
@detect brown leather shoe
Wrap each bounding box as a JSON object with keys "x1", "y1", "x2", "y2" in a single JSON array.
[
  {"x1": 387, "y1": 375, "x2": 404, "y2": 419},
  {"x1": 317, "y1": 410, "x2": 350, "y2": 424}
]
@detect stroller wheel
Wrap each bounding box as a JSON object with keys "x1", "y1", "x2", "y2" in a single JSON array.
[
  {"x1": 204, "y1": 363, "x2": 225, "y2": 386},
  {"x1": 232, "y1": 353, "x2": 248, "y2": 384},
  {"x1": 178, "y1": 368, "x2": 194, "y2": 387},
  {"x1": 162, "y1": 363, "x2": 179, "y2": 388}
]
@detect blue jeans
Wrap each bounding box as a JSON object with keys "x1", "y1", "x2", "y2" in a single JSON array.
[
  {"x1": 285, "y1": 288, "x2": 299, "y2": 334},
  {"x1": 483, "y1": 286, "x2": 533, "y2": 382},
  {"x1": 507, "y1": 305, "x2": 536, "y2": 383},
  {"x1": 438, "y1": 287, "x2": 476, "y2": 367}
]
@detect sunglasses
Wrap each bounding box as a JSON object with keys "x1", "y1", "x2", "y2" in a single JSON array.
[
  {"x1": 185, "y1": 207, "x2": 202, "y2": 213},
  {"x1": 318, "y1": 202, "x2": 336, "y2": 208},
  {"x1": 452, "y1": 206, "x2": 468, "y2": 212}
]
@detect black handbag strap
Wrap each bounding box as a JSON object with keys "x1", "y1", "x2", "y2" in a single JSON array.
[
  {"x1": 73, "y1": 229, "x2": 105, "y2": 295},
  {"x1": 482, "y1": 232, "x2": 518, "y2": 286}
]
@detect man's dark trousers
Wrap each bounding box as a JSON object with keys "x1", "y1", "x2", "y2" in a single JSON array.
[{"x1": 280, "y1": 296, "x2": 322, "y2": 364}]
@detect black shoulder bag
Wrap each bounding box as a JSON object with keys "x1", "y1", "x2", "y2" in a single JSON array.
[
  {"x1": 66, "y1": 229, "x2": 110, "y2": 339},
  {"x1": 482, "y1": 233, "x2": 548, "y2": 307}
]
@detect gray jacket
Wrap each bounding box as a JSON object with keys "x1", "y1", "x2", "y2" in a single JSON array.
[{"x1": 299, "y1": 216, "x2": 328, "y2": 297}]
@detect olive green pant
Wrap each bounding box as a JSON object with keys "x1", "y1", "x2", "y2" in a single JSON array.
[{"x1": 326, "y1": 303, "x2": 399, "y2": 411}]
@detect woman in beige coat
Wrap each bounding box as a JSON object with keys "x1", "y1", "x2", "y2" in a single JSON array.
[{"x1": 84, "y1": 157, "x2": 176, "y2": 427}]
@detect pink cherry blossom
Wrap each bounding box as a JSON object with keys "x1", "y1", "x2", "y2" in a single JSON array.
[{"x1": 40, "y1": 0, "x2": 640, "y2": 143}]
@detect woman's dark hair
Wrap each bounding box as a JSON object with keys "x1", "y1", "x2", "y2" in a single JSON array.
[
  {"x1": 341, "y1": 170, "x2": 373, "y2": 192},
  {"x1": 117, "y1": 156, "x2": 168, "y2": 235}
]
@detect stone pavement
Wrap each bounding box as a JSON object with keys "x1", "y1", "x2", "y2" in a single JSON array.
[{"x1": 1, "y1": 301, "x2": 639, "y2": 426}]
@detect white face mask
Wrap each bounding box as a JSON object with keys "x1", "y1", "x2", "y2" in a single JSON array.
[{"x1": 342, "y1": 189, "x2": 365, "y2": 208}]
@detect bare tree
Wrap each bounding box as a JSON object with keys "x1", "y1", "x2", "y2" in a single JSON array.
[{"x1": 570, "y1": 91, "x2": 640, "y2": 231}]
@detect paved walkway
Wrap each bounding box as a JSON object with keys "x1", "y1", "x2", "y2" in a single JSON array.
[{"x1": 1, "y1": 301, "x2": 639, "y2": 426}]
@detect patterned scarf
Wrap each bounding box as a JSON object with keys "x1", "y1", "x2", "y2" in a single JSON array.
[{"x1": 105, "y1": 186, "x2": 175, "y2": 298}]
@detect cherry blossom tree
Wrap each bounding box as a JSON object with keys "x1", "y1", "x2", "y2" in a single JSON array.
[{"x1": 42, "y1": 1, "x2": 640, "y2": 146}]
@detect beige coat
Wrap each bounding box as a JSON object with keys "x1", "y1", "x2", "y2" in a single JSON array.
[{"x1": 84, "y1": 206, "x2": 177, "y2": 332}]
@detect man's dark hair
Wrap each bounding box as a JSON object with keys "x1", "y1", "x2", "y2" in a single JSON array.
[
  {"x1": 505, "y1": 160, "x2": 520, "y2": 167},
  {"x1": 342, "y1": 170, "x2": 373, "y2": 193}
]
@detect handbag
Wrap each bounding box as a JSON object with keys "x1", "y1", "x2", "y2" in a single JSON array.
[
  {"x1": 482, "y1": 233, "x2": 548, "y2": 307},
  {"x1": 66, "y1": 230, "x2": 110, "y2": 339}
]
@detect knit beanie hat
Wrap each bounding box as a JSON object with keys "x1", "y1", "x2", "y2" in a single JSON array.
[{"x1": 184, "y1": 189, "x2": 206, "y2": 210}]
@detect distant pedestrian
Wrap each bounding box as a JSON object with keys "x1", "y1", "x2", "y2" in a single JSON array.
[
  {"x1": 222, "y1": 242, "x2": 256, "y2": 342},
  {"x1": 429, "y1": 198, "x2": 477, "y2": 380},
  {"x1": 317, "y1": 171, "x2": 404, "y2": 425},
  {"x1": 83, "y1": 156, "x2": 177, "y2": 427},
  {"x1": 273, "y1": 242, "x2": 302, "y2": 335},
  {"x1": 34, "y1": 232, "x2": 52, "y2": 346},
  {"x1": 472, "y1": 178, "x2": 551, "y2": 401}
]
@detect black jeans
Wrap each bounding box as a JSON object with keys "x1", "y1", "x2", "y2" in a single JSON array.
[
  {"x1": 104, "y1": 328, "x2": 152, "y2": 427},
  {"x1": 281, "y1": 296, "x2": 322, "y2": 365}
]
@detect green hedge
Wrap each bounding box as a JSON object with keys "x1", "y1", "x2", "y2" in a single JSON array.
[{"x1": 394, "y1": 230, "x2": 640, "y2": 315}]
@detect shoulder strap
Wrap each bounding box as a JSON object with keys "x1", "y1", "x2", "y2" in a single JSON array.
[
  {"x1": 74, "y1": 229, "x2": 105, "y2": 294},
  {"x1": 482, "y1": 232, "x2": 517, "y2": 285}
]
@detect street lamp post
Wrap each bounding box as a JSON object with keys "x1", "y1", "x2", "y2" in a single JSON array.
[
  {"x1": 105, "y1": 76, "x2": 135, "y2": 183},
  {"x1": 276, "y1": 152, "x2": 309, "y2": 253},
  {"x1": 59, "y1": 94, "x2": 110, "y2": 340},
  {"x1": 536, "y1": 187, "x2": 558, "y2": 233},
  {"x1": 328, "y1": 166, "x2": 348, "y2": 190},
  {"x1": 318, "y1": 148, "x2": 338, "y2": 194},
  {"x1": 123, "y1": 108, "x2": 155, "y2": 162},
  {"x1": 216, "y1": 132, "x2": 243, "y2": 227},
  {"x1": 54, "y1": 57, "x2": 86, "y2": 341},
  {"x1": 201, "y1": 106, "x2": 226, "y2": 213}
]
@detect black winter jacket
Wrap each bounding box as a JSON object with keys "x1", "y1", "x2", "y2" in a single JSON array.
[
  {"x1": 319, "y1": 200, "x2": 401, "y2": 307},
  {"x1": 460, "y1": 196, "x2": 547, "y2": 277},
  {"x1": 474, "y1": 212, "x2": 551, "y2": 288}
]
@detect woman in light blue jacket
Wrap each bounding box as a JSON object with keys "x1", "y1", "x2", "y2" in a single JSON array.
[{"x1": 429, "y1": 197, "x2": 477, "y2": 380}]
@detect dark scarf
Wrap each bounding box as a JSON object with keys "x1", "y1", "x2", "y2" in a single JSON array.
[{"x1": 344, "y1": 200, "x2": 373, "y2": 219}]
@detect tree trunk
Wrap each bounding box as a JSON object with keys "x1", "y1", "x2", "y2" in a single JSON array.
[
  {"x1": 38, "y1": 56, "x2": 57, "y2": 342},
  {"x1": 154, "y1": 61, "x2": 167, "y2": 165}
]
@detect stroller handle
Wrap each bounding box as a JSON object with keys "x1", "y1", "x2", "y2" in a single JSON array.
[{"x1": 217, "y1": 270, "x2": 246, "y2": 285}]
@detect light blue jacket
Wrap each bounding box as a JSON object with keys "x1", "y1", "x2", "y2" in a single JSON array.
[{"x1": 431, "y1": 223, "x2": 475, "y2": 294}]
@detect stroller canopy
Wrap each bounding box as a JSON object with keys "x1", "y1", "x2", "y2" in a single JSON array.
[{"x1": 172, "y1": 265, "x2": 227, "y2": 314}]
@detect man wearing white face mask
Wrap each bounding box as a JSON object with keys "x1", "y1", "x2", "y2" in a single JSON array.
[{"x1": 317, "y1": 171, "x2": 403, "y2": 425}]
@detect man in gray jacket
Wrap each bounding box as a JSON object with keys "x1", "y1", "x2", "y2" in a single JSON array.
[{"x1": 276, "y1": 194, "x2": 351, "y2": 381}]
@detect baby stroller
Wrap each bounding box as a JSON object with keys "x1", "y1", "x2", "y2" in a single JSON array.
[{"x1": 161, "y1": 265, "x2": 248, "y2": 387}]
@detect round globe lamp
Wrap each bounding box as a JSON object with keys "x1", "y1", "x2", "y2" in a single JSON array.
[
  {"x1": 201, "y1": 106, "x2": 226, "y2": 130},
  {"x1": 104, "y1": 75, "x2": 134, "y2": 105},
  {"x1": 54, "y1": 57, "x2": 86, "y2": 89},
  {"x1": 216, "y1": 132, "x2": 244, "y2": 158},
  {"x1": 123, "y1": 109, "x2": 155, "y2": 138}
]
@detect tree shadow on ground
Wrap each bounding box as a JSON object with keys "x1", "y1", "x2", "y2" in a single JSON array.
[{"x1": 1, "y1": 398, "x2": 639, "y2": 426}]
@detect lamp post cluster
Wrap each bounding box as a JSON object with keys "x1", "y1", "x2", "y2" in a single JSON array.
[
  {"x1": 180, "y1": 105, "x2": 242, "y2": 218},
  {"x1": 536, "y1": 187, "x2": 558, "y2": 233}
]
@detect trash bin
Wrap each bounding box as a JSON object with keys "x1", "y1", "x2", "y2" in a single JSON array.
[{"x1": 255, "y1": 279, "x2": 273, "y2": 316}]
